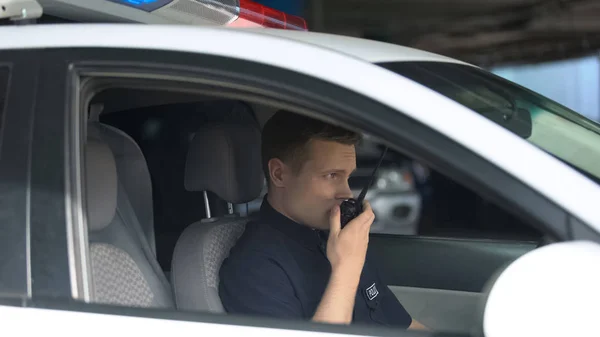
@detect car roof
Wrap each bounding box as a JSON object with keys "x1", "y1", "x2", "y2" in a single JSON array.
[
  {"x1": 0, "y1": 22, "x2": 471, "y2": 66},
  {"x1": 243, "y1": 28, "x2": 472, "y2": 65}
]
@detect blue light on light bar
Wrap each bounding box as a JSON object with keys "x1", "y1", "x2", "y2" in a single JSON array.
[
  {"x1": 106, "y1": 0, "x2": 173, "y2": 12},
  {"x1": 124, "y1": 0, "x2": 157, "y2": 5}
]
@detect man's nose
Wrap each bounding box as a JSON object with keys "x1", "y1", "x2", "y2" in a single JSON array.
[{"x1": 338, "y1": 180, "x2": 354, "y2": 200}]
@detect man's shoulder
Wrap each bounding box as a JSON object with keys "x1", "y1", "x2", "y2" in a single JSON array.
[
  {"x1": 219, "y1": 218, "x2": 297, "y2": 295},
  {"x1": 224, "y1": 219, "x2": 290, "y2": 264}
]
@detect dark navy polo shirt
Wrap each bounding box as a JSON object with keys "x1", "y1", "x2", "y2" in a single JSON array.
[{"x1": 218, "y1": 197, "x2": 413, "y2": 329}]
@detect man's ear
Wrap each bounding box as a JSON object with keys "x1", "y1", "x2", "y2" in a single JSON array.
[{"x1": 268, "y1": 158, "x2": 287, "y2": 188}]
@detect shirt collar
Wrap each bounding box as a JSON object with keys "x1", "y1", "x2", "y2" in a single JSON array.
[{"x1": 259, "y1": 195, "x2": 326, "y2": 252}]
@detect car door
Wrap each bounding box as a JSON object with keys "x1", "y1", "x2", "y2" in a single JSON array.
[{"x1": 7, "y1": 24, "x2": 600, "y2": 337}]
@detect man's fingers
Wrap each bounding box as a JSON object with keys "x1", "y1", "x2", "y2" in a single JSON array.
[
  {"x1": 355, "y1": 201, "x2": 375, "y2": 225},
  {"x1": 362, "y1": 201, "x2": 373, "y2": 215},
  {"x1": 356, "y1": 202, "x2": 375, "y2": 233},
  {"x1": 329, "y1": 204, "x2": 341, "y2": 237}
]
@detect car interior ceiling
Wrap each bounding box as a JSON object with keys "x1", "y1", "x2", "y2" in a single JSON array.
[{"x1": 91, "y1": 87, "x2": 542, "y2": 273}]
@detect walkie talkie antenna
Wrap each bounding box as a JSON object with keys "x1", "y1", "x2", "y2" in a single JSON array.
[{"x1": 356, "y1": 146, "x2": 388, "y2": 203}]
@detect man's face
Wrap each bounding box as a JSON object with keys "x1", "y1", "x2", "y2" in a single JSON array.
[{"x1": 282, "y1": 139, "x2": 356, "y2": 230}]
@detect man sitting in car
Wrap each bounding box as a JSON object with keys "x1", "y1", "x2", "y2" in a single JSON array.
[{"x1": 219, "y1": 110, "x2": 428, "y2": 330}]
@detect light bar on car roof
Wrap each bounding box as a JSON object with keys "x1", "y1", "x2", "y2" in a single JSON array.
[
  {"x1": 108, "y1": 0, "x2": 307, "y2": 30},
  {"x1": 234, "y1": 0, "x2": 307, "y2": 30}
]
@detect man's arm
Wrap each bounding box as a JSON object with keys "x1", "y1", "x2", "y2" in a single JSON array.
[
  {"x1": 311, "y1": 265, "x2": 361, "y2": 324},
  {"x1": 312, "y1": 202, "x2": 375, "y2": 325}
]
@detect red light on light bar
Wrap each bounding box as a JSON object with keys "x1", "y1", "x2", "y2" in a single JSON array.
[{"x1": 237, "y1": 0, "x2": 307, "y2": 31}]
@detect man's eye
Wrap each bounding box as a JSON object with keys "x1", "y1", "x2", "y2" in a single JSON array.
[{"x1": 327, "y1": 173, "x2": 338, "y2": 179}]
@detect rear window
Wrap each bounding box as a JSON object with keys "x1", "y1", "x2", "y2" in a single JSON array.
[{"x1": 379, "y1": 61, "x2": 600, "y2": 182}]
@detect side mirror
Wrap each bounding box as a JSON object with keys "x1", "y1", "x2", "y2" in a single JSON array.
[{"x1": 482, "y1": 241, "x2": 600, "y2": 337}]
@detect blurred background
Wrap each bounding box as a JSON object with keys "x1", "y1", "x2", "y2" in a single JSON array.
[{"x1": 258, "y1": 0, "x2": 600, "y2": 122}]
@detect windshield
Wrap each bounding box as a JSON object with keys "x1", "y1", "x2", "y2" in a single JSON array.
[{"x1": 379, "y1": 61, "x2": 600, "y2": 181}]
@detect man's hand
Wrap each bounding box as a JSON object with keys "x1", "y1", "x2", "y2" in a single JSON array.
[
  {"x1": 312, "y1": 202, "x2": 375, "y2": 325},
  {"x1": 409, "y1": 319, "x2": 430, "y2": 331},
  {"x1": 326, "y1": 201, "x2": 375, "y2": 276}
]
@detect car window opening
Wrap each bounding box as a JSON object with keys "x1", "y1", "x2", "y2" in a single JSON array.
[{"x1": 80, "y1": 77, "x2": 545, "y2": 335}]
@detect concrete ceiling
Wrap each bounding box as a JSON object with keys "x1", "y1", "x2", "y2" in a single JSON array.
[{"x1": 306, "y1": 0, "x2": 600, "y2": 66}]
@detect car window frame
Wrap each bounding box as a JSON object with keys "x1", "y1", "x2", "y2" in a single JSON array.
[
  {"x1": 0, "y1": 50, "x2": 38, "y2": 304},
  {"x1": 71, "y1": 51, "x2": 569, "y2": 237},
  {"x1": 25, "y1": 46, "x2": 589, "y2": 335}
]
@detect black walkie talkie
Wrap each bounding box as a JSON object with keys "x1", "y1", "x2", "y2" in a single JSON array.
[{"x1": 340, "y1": 146, "x2": 388, "y2": 228}]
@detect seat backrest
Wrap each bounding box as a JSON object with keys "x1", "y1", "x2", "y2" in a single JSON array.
[
  {"x1": 86, "y1": 124, "x2": 174, "y2": 308},
  {"x1": 91, "y1": 122, "x2": 157, "y2": 256},
  {"x1": 171, "y1": 123, "x2": 263, "y2": 313}
]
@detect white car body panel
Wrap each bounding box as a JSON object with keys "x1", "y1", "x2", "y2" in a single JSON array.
[
  {"x1": 483, "y1": 240, "x2": 600, "y2": 337},
  {"x1": 238, "y1": 28, "x2": 472, "y2": 65},
  {"x1": 0, "y1": 304, "x2": 372, "y2": 337},
  {"x1": 1, "y1": 24, "x2": 598, "y2": 231}
]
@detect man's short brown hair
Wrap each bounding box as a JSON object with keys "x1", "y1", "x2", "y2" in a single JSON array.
[{"x1": 261, "y1": 110, "x2": 362, "y2": 181}]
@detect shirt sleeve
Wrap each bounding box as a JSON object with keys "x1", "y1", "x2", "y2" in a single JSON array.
[
  {"x1": 370, "y1": 252, "x2": 413, "y2": 328},
  {"x1": 378, "y1": 281, "x2": 413, "y2": 328},
  {"x1": 219, "y1": 250, "x2": 304, "y2": 320}
]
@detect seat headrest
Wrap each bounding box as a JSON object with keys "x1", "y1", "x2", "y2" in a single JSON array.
[
  {"x1": 85, "y1": 138, "x2": 118, "y2": 231},
  {"x1": 184, "y1": 123, "x2": 263, "y2": 204}
]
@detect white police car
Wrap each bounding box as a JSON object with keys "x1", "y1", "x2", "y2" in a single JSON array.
[{"x1": 1, "y1": 1, "x2": 600, "y2": 337}]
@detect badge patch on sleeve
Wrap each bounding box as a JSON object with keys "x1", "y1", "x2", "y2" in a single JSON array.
[{"x1": 365, "y1": 282, "x2": 379, "y2": 301}]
